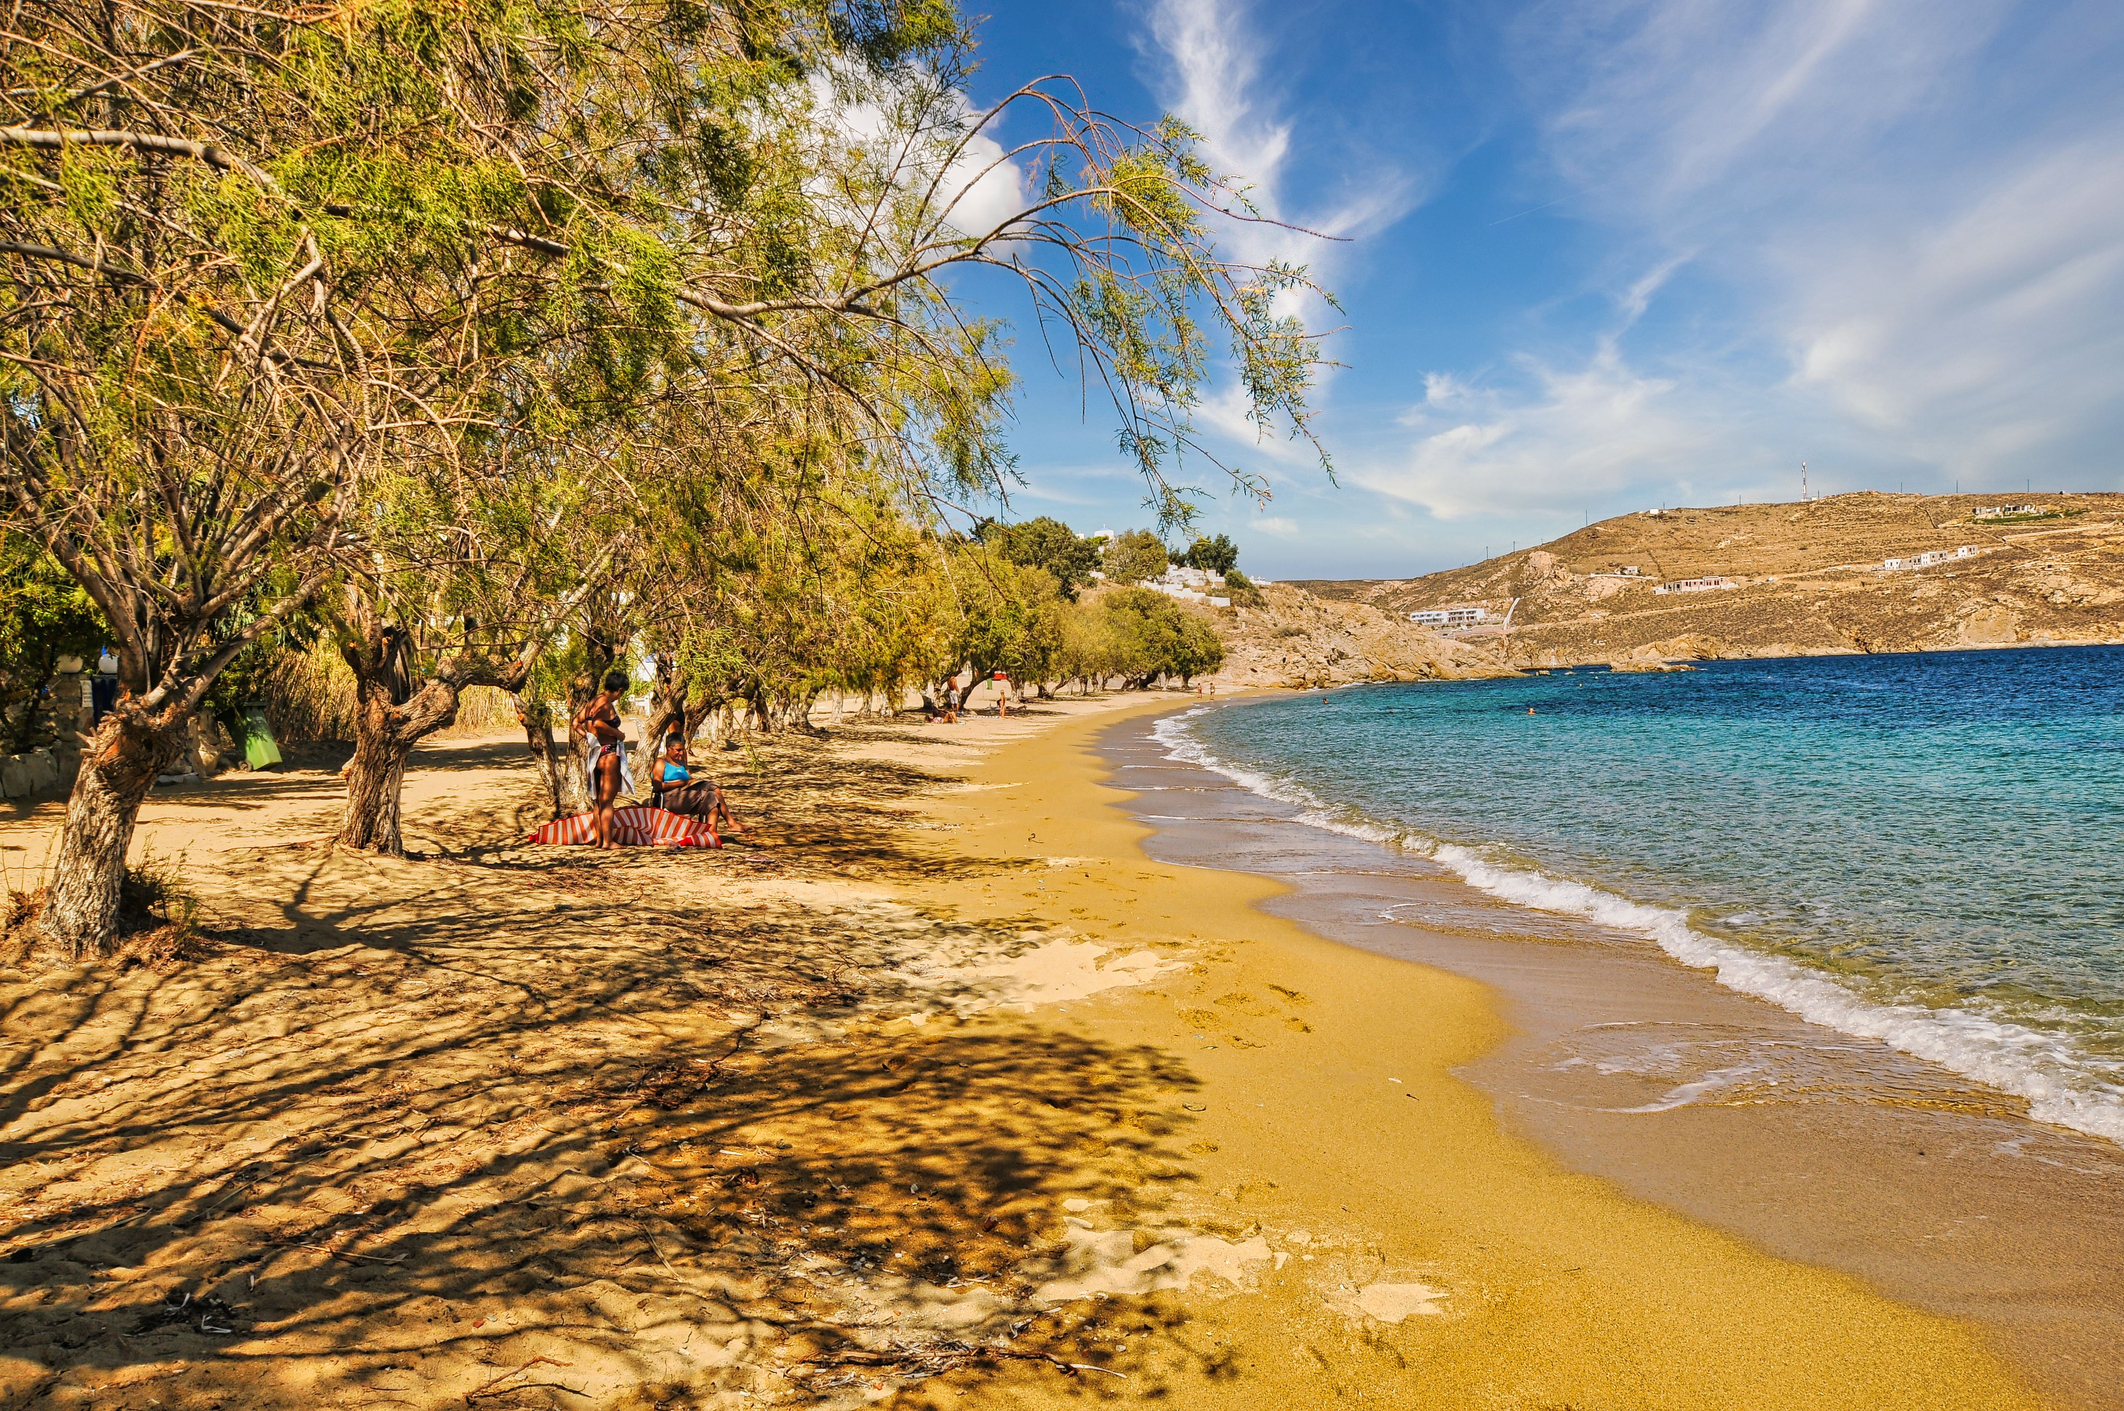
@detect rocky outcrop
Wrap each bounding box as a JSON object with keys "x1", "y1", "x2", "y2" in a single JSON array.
[{"x1": 1206, "y1": 584, "x2": 1517, "y2": 689}]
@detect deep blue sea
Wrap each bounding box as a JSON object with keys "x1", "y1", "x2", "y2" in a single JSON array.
[{"x1": 1159, "y1": 646, "x2": 2124, "y2": 1142}]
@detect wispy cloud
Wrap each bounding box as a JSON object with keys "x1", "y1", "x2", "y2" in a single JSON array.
[
  {"x1": 1139, "y1": 0, "x2": 1423, "y2": 365},
  {"x1": 1358, "y1": 339, "x2": 1726, "y2": 520},
  {"x1": 1384, "y1": 0, "x2": 2124, "y2": 520}
]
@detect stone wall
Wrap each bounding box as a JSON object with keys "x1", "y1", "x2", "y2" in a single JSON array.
[{"x1": 0, "y1": 666, "x2": 241, "y2": 802}]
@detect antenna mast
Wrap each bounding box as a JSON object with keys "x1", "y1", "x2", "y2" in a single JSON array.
[{"x1": 1801, "y1": 460, "x2": 1809, "y2": 501}]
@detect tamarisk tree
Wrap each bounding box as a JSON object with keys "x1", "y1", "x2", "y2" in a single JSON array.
[
  {"x1": 4, "y1": 0, "x2": 1338, "y2": 951},
  {"x1": 327, "y1": 444, "x2": 625, "y2": 853},
  {"x1": 0, "y1": 3, "x2": 401, "y2": 952}
]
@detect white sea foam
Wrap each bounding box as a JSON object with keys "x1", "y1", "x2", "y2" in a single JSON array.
[{"x1": 1148, "y1": 709, "x2": 2124, "y2": 1145}]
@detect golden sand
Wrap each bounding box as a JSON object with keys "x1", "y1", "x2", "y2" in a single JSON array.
[
  {"x1": 892, "y1": 693, "x2": 2042, "y2": 1409},
  {"x1": 0, "y1": 694, "x2": 2045, "y2": 1408}
]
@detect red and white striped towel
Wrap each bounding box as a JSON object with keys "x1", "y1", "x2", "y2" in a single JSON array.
[{"x1": 525, "y1": 805, "x2": 720, "y2": 848}]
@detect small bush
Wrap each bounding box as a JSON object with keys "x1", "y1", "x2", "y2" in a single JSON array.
[{"x1": 0, "y1": 848, "x2": 209, "y2": 970}]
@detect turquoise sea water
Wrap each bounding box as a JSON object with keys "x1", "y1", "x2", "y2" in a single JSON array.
[{"x1": 1161, "y1": 646, "x2": 2124, "y2": 1142}]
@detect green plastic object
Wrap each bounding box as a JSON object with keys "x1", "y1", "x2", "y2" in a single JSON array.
[{"x1": 236, "y1": 704, "x2": 282, "y2": 769}]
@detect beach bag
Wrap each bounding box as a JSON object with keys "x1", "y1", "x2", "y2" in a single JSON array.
[{"x1": 525, "y1": 805, "x2": 719, "y2": 848}]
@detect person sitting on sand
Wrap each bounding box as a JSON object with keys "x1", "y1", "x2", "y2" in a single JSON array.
[
  {"x1": 571, "y1": 670, "x2": 633, "y2": 850},
  {"x1": 650, "y1": 732, "x2": 744, "y2": 836}
]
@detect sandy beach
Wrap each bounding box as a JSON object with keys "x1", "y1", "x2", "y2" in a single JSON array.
[{"x1": 0, "y1": 692, "x2": 2070, "y2": 1408}]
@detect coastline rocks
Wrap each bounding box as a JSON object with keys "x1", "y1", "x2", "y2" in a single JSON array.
[
  {"x1": 1207, "y1": 584, "x2": 1517, "y2": 689},
  {"x1": 1956, "y1": 606, "x2": 2020, "y2": 645}
]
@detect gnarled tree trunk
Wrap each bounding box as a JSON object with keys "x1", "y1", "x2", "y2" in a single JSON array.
[
  {"x1": 336, "y1": 625, "x2": 527, "y2": 855},
  {"x1": 35, "y1": 706, "x2": 187, "y2": 958},
  {"x1": 513, "y1": 695, "x2": 581, "y2": 819},
  {"x1": 337, "y1": 672, "x2": 464, "y2": 855},
  {"x1": 641, "y1": 658, "x2": 717, "y2": 759}
]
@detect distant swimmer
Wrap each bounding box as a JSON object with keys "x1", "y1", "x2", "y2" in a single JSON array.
[{"x1": 1527, "y1": 706, "x2": 1536, "y2": 714}]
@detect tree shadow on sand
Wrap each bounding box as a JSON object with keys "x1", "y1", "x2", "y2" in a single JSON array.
[{"x1": 0, "y1": 725, "x2": 1212, "y2": 1408}]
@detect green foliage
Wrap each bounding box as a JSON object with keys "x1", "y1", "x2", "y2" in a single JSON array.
[
  {"x1": 1101, "y1": 529, "x2": 1170, "y2": 586},
  {"x1": 0, "y1": 530, "x2": 104, "y2": 682},
  {"x1": 952, "y1": 560, "x2": 1067, "y2": 684},
  {"x1": 1, "y1": 0, "x2": 1323, "y2": 813},
  {"x1": 976, "y1": 517, "x2": 1102, "y2": 600},
  {"x1": 1098, "y1": 588, "x2": 1224, "y2": 686},
  {"x1": 0, "y1": 529, "x2": 107, "y2": 750},
  {"x1": 1222, "y1": 568, "x2": 1266, "y2": 608},
  {"x1": 1176, "y1": 533, "x2": 1239, "y2": 576}
]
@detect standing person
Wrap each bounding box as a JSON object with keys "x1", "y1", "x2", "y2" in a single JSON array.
[
  {"x1": 944, "y1": 679, "x2": 961, "y2": 723},
  {"x1": 571, "y1": 670, "x2": 633, "y2": 849},
  {"x1": 993, "y1": 670, "x2": 1012, "y2": 717}
]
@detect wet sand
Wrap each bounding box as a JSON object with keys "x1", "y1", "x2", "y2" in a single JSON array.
[{"x1": 1099, "y1": 702, "x2": 2124, "y2": 1409}]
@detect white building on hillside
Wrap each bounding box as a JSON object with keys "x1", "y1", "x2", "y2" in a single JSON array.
[
  {"x1": 1143, "y1": 564, "x2": 1231, "y2": 607},
  {"x1": 1409, "y1": 606, "x2": 1488, "y2": 627},
  {"x1": 1654, "y1": 576, "x2": 1740, "y2": 595},
  {"x1": 1882, "y1": 546, "x2": 1979, "y2": 571}
]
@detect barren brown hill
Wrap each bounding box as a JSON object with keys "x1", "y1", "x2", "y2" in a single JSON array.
[
  {"x1": 1291, "y1": 491, "x2": 2124, "y2": 668},
  {"x1": 1206, "y1": 583, "x2": 1517, "y2": 687}
]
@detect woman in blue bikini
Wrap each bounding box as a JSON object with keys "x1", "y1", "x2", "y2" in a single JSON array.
[{"x1": 653, "y1": 732, "x2": 745, "y2": 837}]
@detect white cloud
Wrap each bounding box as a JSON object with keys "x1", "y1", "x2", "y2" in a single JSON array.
[
  {"x1": 1783, "y1": 130, "x2": 2124, "y2": 471},
  {"x1": 1423, "y1": 0, "x2": 2124, "y2": 515},
  {"x1": 806, "y1": 71, "x2": 1028, "y2": 244},
  {"x1": 1249, "y1": 515, "x2": 1298, "y2": 535},
  {"x1": 1357, "y1": 341, "x2": 1725, "y2": 520},
  {"x1": 1140, "y1": 0, "x2": 1424, "y2": 384}
]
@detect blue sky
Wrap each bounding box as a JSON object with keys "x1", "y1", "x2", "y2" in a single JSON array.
[{"x1": 946, "y1": 0, "x2": 2124, "y2": 581}]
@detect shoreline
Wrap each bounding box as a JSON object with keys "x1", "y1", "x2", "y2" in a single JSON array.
[
  {"x1": 1102, "y1": 693, "x2": 2124, "y2": 1408},
  {"x1": 0, "y1": 694, "x2": 2084, "y2": 1408},
  {"x1": 896, "y1": 694, "x2": 2050, "y2": 1408},
  {"x1": 1151, "y1": 660, "x2": 2124, "y2": 1146}
]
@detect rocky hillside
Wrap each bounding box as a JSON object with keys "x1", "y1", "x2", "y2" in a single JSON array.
[
  {"x1": 1205, "y1": 583, "x2": 1516, "y2": 687},
  {"x1": 1293, "y1": 491, "x2": 2124, "y2": 667}
]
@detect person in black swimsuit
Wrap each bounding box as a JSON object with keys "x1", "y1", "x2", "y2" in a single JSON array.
[{"x1": 571, "y1": 670, "x2": 630, "y2": 849}]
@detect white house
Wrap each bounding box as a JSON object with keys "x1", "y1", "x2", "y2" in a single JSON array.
[
  {"x1": 1653, "y1": 576, "x2": 1738, "y2": 595},
  {"x1": 1882, "y1": 545, "x2": 1979, "y2": 572},
  {"x1": 1409, "y1": 606, "x2": 1488, "y2": 627},
  {"x1": 1143, "y1": 564, "x2": 1231, "y2": 607}
]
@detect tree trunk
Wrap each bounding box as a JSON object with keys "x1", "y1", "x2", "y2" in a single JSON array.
[
  {"x1": 335, "y1": 620, "x2": 524, "y2": 853},
  {"x1": 513, "y1": 696, "x2": 577, "y2": 819},
  {"x1": 337, "y1": 699, "x2": 420, "y2": 853},
  {"x1": 36, "y1": 708, "x2": 185, "y2": 958},
  {"x1": 642, "y1": 659, "x2": 713, "y2": 760},
  {"x1": 337, "y1": 672, "x2": 462, "y2": 855}
]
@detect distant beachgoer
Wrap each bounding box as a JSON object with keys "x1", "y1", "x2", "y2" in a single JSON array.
[
  {"x1": 944, "y1": 682, "x2": 961, "y2": 723},
  {"x1": 994, "y1": 670, "x2": 1013, "y2": 716},
  {"x1": 1527, "y1": 706, "x2": 1536, "y2": 715},
  {"x1": 653, "y1": 732, "x2": 744, "y2": 836},
  {"x1": 572, "y1": 670, "x2": 633, "y2": 849}
]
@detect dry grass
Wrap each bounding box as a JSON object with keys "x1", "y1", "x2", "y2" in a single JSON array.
[
  {"x1": 252, "y1": 645, "x2": 524, "y2": 742},
  {"x1": 0, "y1": 846, "x2": 210, "y2": 970}
]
